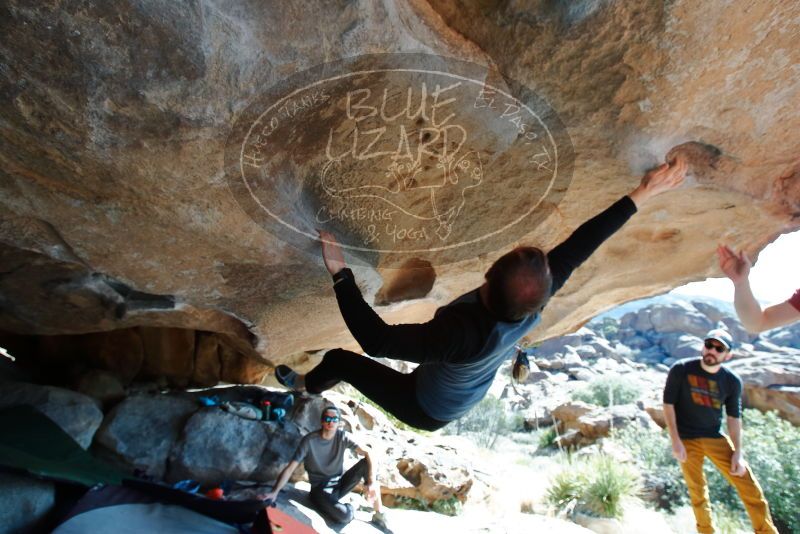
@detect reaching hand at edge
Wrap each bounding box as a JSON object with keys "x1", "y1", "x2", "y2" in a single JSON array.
[
  {"x1": 717, "y1": 244, "x2": 751, "y2": 284},
  {"x1": 319, "y1": 229, "x2": 347, "y2": 276},
  {"x1": 629, "y1": 155, "x2": 688, "y2": 208}
]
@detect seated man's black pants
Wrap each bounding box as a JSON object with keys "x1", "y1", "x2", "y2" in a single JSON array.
[{"x1": 308, "y1": 458, "x2": 369, "y2": 524}]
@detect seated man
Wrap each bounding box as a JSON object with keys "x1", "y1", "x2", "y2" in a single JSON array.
[
  {"x1": 277, "y1": 157, "x2": 687, "y2": 430},
  {"x1": 717, "y1": 244, "x2": 800, "y2": 332},
  {"x1": 262, "y1": 406, "x2": 385, "y2": 528},
  {"x1": 663, "y1": 329, "x2": 777, "y2": 534}
]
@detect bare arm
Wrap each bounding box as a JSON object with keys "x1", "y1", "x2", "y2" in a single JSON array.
[
  {"x1": 262, "y1": 460, "x2": 300, "y2": 502},
  {"x1": 727, "y1": 416, "x2": 747, "y2": 476},
  {"x1": 663, "y1": 403, "x2": 686, "y2": 462},
  {"x1": 735, "y1": 290, "x2": 798, "y2": 333},
  {"x1": 355, "y1": 446, "x2": 382, "y2": 510},
  {"x1": 717, "y1": 244, "x2": 800, "y2": 332},
  {"x1": 355, "y1": 446, "x2": 376, "y2": 485}
]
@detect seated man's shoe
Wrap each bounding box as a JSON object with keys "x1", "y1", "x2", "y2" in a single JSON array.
[{"x1": 371, "y1": 511, "x2": 388, "y2": 529}]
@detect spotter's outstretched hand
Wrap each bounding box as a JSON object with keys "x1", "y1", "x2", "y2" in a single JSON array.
[{"x1": 717, "y1": 244, "x2": 751, "y2": 285}]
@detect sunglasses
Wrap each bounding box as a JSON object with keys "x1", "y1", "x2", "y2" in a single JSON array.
[
  {"x1": 322, "y1": 416, "x2": 339, "y2": 423},
  {"x1": 704, "y1": 340, "x2": 728, "y2": 353}
]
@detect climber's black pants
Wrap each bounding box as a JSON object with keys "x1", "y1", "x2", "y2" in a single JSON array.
[{"x1": 305, "y1": 348, "x2": 448, "y2": 431}]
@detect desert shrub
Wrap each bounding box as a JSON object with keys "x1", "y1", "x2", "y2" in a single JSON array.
[
  {"x1": 430, "y1": 496, "x2": 463, "y2": 516},
  {"x1": 571, "y1": 375, "x2": 642, "y2": 407},
  {"x1": 547, "y1": 468, "x2": 586, "y2": 514},
  {"x1": 583, "y1": 458, "x2": 639, "y2": 518},
  {"x1": 442, "y1": 395, "x2": 516, "y2": 449},
  {"x1": 596, "y1": 317, "x2": 620, "y2": 340},
  {"x1": 546, "y1": 454, "x2": 640, "y2": 519},
  {"x1": 392, "y1": 496, "x2": 462, "y2": 516},
  {"x1": 711, "y1": 503, "x2": 749, "y2": 534},
  {"x1": 520, "y1": 499, "x2": 535, "y2": 514},
  {"x1": 538, "y1": 426, "x2": 559, "y2": 449}
]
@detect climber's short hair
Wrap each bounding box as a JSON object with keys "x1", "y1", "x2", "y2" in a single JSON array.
[{"x1": 484, "y1": 246, "x2": 553, "y2": 322}]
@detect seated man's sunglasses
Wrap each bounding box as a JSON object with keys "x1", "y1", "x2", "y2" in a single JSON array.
[
  {"x1": 322, "y1": 416, "x2": 339, "y2": 423},
  {"x1": 704, "y1": 340, "x2": 728, "y2": 353}
]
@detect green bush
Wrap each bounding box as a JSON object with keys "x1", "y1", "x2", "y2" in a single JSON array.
[
  {"x1": 583, "y1": 456, "x2": 640, "y2": 518},
  {"x1": 705, "y1": 410, "x2": 800, "y2": 534},
  {"x1": 711, "y1": 503, "x2": 749, "y2": 534},
  {"x1": 571, "y1": 375, "x2": 642, "y2": 407},
  {"x1": 546, "y1": 454, "x2": 640, "y2": 519},
  {"x1": 596, "y1": 317, "x2": 620, "y2": 340},
  {"x1": 547, "y1": 468, "x2": 586, "y2": 514},
  {"x1": 611, "y1": 410, "x2": 800, "y2": 533},
  {"x1": 538, "y1": 426, "x2": 559, "y2": 449}
]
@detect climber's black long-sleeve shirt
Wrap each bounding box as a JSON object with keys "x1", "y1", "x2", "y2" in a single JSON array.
[{"x1": 331, "y1": 196, "x2": 638, "y2": 365}]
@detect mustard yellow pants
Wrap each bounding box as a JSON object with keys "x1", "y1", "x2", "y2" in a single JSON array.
[{"x1": 680, "y1": 436, "x2": 777, "y2": 534}]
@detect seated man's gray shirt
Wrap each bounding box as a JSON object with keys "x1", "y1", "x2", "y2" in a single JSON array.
[{"x1": 292, "y1": 429, "x2": 358, "y2": 489}]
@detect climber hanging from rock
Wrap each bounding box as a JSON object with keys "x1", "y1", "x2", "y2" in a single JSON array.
[{"x1": 276, "y1": 156, "x2": 688, "y2": 430}]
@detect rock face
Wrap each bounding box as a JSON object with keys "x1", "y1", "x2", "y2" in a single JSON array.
[
  {"x1": 94, "y1": 394, "x2": 198, "y2": 479},
  {"x1": 167, "y1": 408, "x2": 302, "y2": 485},
  {"x1": 0, "y1": 1, "x2": 798, "y2": 376},
  {"x1": 729, "y1": 356, "x2": 800, "y2": 425},
  {"x1": 2, "y1": 327, "x2": 271, "y2": 391},
  {"x1": 550, "y1": 401, "x2": 657, "y2": 447},
  {"x1": 0, "y1": 472, "x2": 55, "y2": 534},
  {"x1": 0, "y1": 382, "x2": 103, "y2": 449}
]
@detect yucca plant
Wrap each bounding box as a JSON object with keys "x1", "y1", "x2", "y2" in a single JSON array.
[{"x1": 546, "y1": 454, "x2": 641, "y2": 519}]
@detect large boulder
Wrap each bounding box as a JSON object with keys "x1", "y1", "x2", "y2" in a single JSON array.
[
  {"x1": 646, "y1": 304, "x2": 713, "y2": 337},
  {"x1": 536, "y1": 327, "x2": 596, "y2": 356},
  {"x1": 286, "y1": 394, "x2": 332, "y2": 434},
  {"x1": 0, "y1": 472, "x2": 55, "y2": 534},
  {"x1": 0, "y1": 382, "x2": 102, "y2": 448},
  {"x1": 551, "y1": 401, "x2": 658, "y2": 447},
  {"x1": 552, "y1": 401, "x2": 594, "y2": 428},
  {"x1": 729, "y1": 355, "x2": 800, "y2": 425},
  {"x1": 75, "y1": 369, "x2": 126, "y2": 405},
  {"x1": 658, "y1": 333, "x2": 703, "y2": 360},
  {"x1": 94, "y1": 393, "x2": 198, "y2": 479},
  {"x1": 765, "y1": 324, "x2": 800, "y2": 349},
  {"x1": 255, "y1": 422, "x2": 307, "y2": 482},
  {"x1": 167, "y1": 408, "x2": 303, "y2": 485},
  {"x1": 394, "y1": 456, "x2": 473, "y2": 504},
  {"x1": 576, "y1": 404, "x2": 656, "y2": 440}
]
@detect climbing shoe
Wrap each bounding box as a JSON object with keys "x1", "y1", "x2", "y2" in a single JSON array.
[{"x1": 275, "y1": 365, "x2": 299, "y2": 390}]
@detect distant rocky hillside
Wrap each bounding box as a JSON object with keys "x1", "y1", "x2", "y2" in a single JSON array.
[{"x1": 514, "y1": 297, "x2": 799, "y2": 425}]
